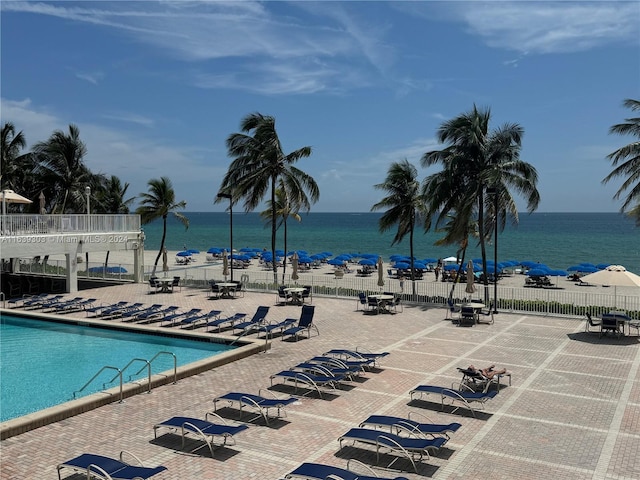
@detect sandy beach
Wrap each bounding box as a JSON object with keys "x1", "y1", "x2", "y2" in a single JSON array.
[{"x1": 53, "y1": 248, "x2": 640, "y2": 299}]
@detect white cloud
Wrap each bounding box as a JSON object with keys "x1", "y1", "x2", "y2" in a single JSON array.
[
  {"x1": 75, "y1": 71, "x2": 104, "y2": 84},
  {"x1": 101, "y1": 112, "x2": 156, "y2": 128}
]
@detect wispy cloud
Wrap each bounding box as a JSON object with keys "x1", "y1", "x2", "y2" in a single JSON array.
[
  {"x1": 75, "y1": 71, "x2": 104, "y2": 84},
  {"x1": 101, "y1": 112, "x2": 155, "y2": 128}
]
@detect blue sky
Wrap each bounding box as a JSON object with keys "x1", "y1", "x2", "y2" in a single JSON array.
[{"x1": 2, "y1": 1, "x2": 639, "y2": 213}]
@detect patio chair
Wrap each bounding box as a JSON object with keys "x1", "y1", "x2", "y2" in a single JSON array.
[
  {"x1": 52, "y1": 297, "x2": 97, "y2": 313},
  {"x1": 170, "y1": 276, "x2": 181, "y2": 292},
  {"x1": 148, "y1": 277, "x2": 161, "y2": 294},
  {"x1": 7, "y1": 293, "x2": 48, "y2": 308},
  {"x1": 584, "y1": 312, "x2": 601, "y2": 332},
  {"x1": 153, "y1": 412, "x2": 248, "y2": 458},
  {"x1": 359, "y1": 411, "x2": 461, "y2": 440},
  {"x1": 276, "y1": 285, "x2": 290, "y2": 305},
  {"x1": 285, "y1": 460, "x2": 410, "y2": 480},
  {"x1": 121, "y1": 304, "x2": 162, "y2": 321},
  {"x1": 161, "y1": 308, "x2": 202, "y2": 327},
  {"x1": 57, "y1": 451, "x2": 167, "y2": 480},
  {"x1": 456, "y1": 367, "x2": 510, "y2": 393},
  {"x1": 367, "y1": 296, "x2": 382, "y2": 314},
  {"x1": 324, "y1": 348, "x2": 389, "y2": 368},
  {"x1": 356, "y1": 292, "x2": 369, "y2": 311},
  {"x1": 338, "y1": 427, "x2": 446, "y2": 473},
  {"x1": 458, "y1": 306, "x2": 476, "y2": 327},
  {"x1": 85, "y1": 301, "x2": 129, "y2": 317},
  {"x1": 44, "y1": 296, "x2": 83, "y2": 312},
  {"x1": 301, "y1": 285, "x2": 312, "y2": 304},
  {"x1": 630, "y1": 320, "x2": 640, "y2": 336},
  {"x1": 205, "y1": 312, "x2": 247, "y2": 333},
  {"x1": 136, "y1": 305, "x2": 179, "y2": 323},
  {"x1": 281, "y1": 305, "x2": 318, "y2": 341},
  {"x1": 257, "y1": 318, "x2": 297, "y2": 339},
  {"x1": 409, "y1": 384, "x2": 498, "y2": 418},
  {"x1": 600, "y1": 315, "x2": 623, "y2": 338},
  {"x1": 445, "y1": 299, "x2": 459, "y2": 320},
  {"x1": 212, "y1": 389, "x2": 297, "y2": 425}
]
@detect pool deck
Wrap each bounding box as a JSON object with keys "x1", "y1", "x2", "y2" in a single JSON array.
[{"x1": 1, "y1": 283, "x2": 639, "y2": 479}]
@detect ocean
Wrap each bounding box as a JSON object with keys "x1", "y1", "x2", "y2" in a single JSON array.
[{"x1": 140, "y1": 212, "x2": 640, "y2": 273}]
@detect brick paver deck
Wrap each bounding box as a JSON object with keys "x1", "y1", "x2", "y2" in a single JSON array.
[{"x1": 1, "y1": 283, "x2": 639, "y2": 479}]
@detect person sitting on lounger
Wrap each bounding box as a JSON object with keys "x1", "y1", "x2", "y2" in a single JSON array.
[{"x1": 467, "y1": 364, "x2": 507, "y2": 379}]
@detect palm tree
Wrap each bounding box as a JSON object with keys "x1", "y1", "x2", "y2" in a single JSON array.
[
  {"x1": 1, "y1": 122, "x2": 27, "y2": 191},
  {"x1": 32, "y1": 124, "x2": 91, "y2": 213},
  {"x1": 260, "y1": 185, "x2": 303, "y2": 283},
  {"x1": 422, "y1": 105, "x2": 539, "y2": 303},
  {"x1": 218, "y1": 112, "x2": 319, "y2": 284},
  {"x1": 136, "y1": 177, "x2": 189, "y2": 277},
  {"x1": 603, "y1": 98, "x2": 640, "y2": 226},
  {"x1": 371, "y1": 159, "x2": 428, "y2": 298}
]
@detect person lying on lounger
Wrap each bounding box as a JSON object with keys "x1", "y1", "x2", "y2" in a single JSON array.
[{"x1": 467, "y1": 364, "x2": 507, "y2": 379}]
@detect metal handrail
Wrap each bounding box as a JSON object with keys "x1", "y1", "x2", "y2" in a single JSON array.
[
  {"x1": 107, "y1": 358, "x2": 151, "y2": 394},
  {"x1": 134, "y1": 351, "x2": 177, "y2": 384},
  {"x1": 73, "y1": 365, "x2": 124, "y2": 402}
]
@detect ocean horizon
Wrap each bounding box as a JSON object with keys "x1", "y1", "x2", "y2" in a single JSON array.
[{"x1": 139, "y1": 212, "x2": 640, "y2": 274}]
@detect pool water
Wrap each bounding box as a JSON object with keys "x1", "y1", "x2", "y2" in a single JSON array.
[{"x1": 0, "y1": 315, "x2": 234, "y2": 422}]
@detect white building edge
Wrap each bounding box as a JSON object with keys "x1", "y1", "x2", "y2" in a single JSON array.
[{"x1": 1, "y1": 214, "x2": 144, "y2": 294}]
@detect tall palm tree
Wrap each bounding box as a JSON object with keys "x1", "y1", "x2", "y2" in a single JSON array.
[
  {"x1": 371, "y1": 159, "x2": 428, "y2": 297},
  {"x1": 422, "y1": 105, "x2": 539, "y2": 303},
  {"x1": 260, "y1": 185, "x2": 302, "y2": 283},
  {"x1": 32, "y1": 124, "x2": 91, "y2": 213},
  {"x1": 136, "y1": 177, "x2": 189, "y2": 277},
  {"x1": 1, "y1": 122, "x2": 27, "y2": 191},
  {"x1": 603, "y1": 98, "x2": 640, "y2": 226},
  {"x1": 218, "y1": 112, "x2": 319, "y2": 284}
]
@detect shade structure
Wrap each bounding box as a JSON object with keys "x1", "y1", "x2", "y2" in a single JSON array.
[
  {"x1": 465, "y1": 260, "x2": 476, "y2": 294},
  {"x1": 2, "y1": 189, "x2": 33, "y2": 215},
  {"x1": 377, "y1": 256, "x2": 385, "y2": 288},
  {"x1": 291, "y1": 252, "x2": 299, "y2": 282},
  {"x1": 443, "y1": 256, "x2": 458, "y2": 263},
  {"x1": 580, "y1": 265, "x2": 640, "y2": 307},
  {"x1": 222, "y1": 249, "x2": 229, "y2": 278}
]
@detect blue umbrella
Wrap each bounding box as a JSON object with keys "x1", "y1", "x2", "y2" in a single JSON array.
[
  {"x1": 328, "y1": 258, "x2": 345, "y2": 266},
  {"x1": 176, "y1": 251, "x2": 192, "y2": 257},
  {"x1": 412, "y1": 262, "x2": 426, "y2": 270},
  {"x1": 393, "y1": 262, "x2": 410, "y2": 269},
  {"x1": 444, "y1": 264, "x2": 459, "y2": 271},
  {"x1": 526, "y1": 268, "x2": 549, "y2": 276},
  {"x1": 596, "y1": 263, "x2": 611, "y2": 270},
  {"x1": 106, "y1": 266, "x2": 127, "y2": 274},
  {"x1": 186, "y1": 249, "x2": 200, "y2": 255},
  {"x1": 88, "y1": 266, "x2": 106, "y2": 273},
  {"x1": 567, "y1": 265, "x2": 597, "y2": 273},
  {"x1": 359, "y1": 258, "x2": 376, "y2": 266},
  {"x1": 207, "y1": 247, "x2": 221, "y2": 254}
]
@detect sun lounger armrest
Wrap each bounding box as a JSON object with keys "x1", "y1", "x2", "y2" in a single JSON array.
[{"x1": 407, "y1": 410, "x2": 435, "y2": 425}]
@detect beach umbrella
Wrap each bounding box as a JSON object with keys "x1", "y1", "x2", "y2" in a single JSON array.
[
  {"x1": 186, "y1": 249, "x2": 200, "y2": 255},
  {"x1": 222, "y1": 249, "x2": 229, "y2": 278},
  {"x1": 359, "y1": 258, "x2": 376, "y2": 266},
  {"x1": 465, "y1": 260, "x2": 476, "y2": 294},
  {"x1": 580, "y1": 265, "x2": 640, "y2": 307},
  {"x1": 328, "y1": 258, "x2": 344, "y2": 266},
  {"x1": 291, "y1": 252, "x2": 299, "y2": 282},
  {"x1": 412, "y1": 262, "x2": 426, "y2": 270},
  {"x1": 443, "y1": 256, "x2": 458, "y2": 263},
  {"x1": 393, "y1": 262, "x2": 410, "y2": 270},
  {"x1": 526, "y1": 268, "x2": 550, "y2": 277},
  {"x1": 567, "y1": 265, "x2": 597, "y2": 273},
  {"x1": 1, "y1": 189, "x2": 32, "y2": 215},
  {"x1": 39, "y1": 191, "x2": 46, "y2": 214},
  {"x1": 176, "y1": 251, "x2": 191, "y2": 257},
  {"x1": 377, "y1": 256, "x2": 385, "y2": 289},
  {"x1": 444, "y1": 264, "x2": 459, "y2": 271}
]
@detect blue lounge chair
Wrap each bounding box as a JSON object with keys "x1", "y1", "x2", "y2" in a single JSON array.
[
  {"x1": 281, "y1": 305, "x2": 318, "y2": 341},
  {"x1": 285, "y1": 461, "x2": 409, "y2": 480},
  {"x1": 308, "y1": 355, "x2": 370, "y2": 373},
  {"x1": 177, "y1": 309, "x2": 220, "y2": 329},
  {"x1": 161, "y1": 308, "x2": 201, "y2": 327},
  {"x1": 295, "y1": 360, "x2": 360, "y2": 380},
  {"x1": 44, "y1": 296, "x2": 83, "y2": 311},
  {"x1": 111, "y1": 302, "x2": 143, "y2": 319},
  {"x1": 137, "y1": 305, "x2": 179, "y2": 323},
  {"x1": 57, "y1": 451, "x2": 167, "y2": 480},
  {"x1": 232, "y1": 305, "x2": 269, "y2": 335},
  {"x1": 205, "y1": 312, "x2": 247, "y2": 332},
  {"x1": 270, "y1": 369, "x2": 345, "y2": 398},
  {"x1": 52, "y1": 297, "x2": 97, "y2": 312},
  {"x1": 257, "y1": 318, "x2": 297, "y2": 339},
  {"x1": 325, "y1": 348, "x2": 388, "y2": 368},
  {"x1": 153, "y1": 413, "x2": 248, "y2": 457},
  {"x1": 359, "y1": 413, "x2": 461, "y2": 440},
  {"x1": 212, "y1": 390, "x2": 297, "y2": 425},
  {"x1": 32, "y1": 295, "x2": 67, "y2": 310},
  {"x1": 8, "y1": 293, "x2": 48, "y2": 308},
  {"x1": 121, "y1": 304, "x2": 162, "y2": 321},
  {"x1": 410, "y1": 384, "x2": 498, "y2": 417},
  {"x1": 338, "y1": 427, "x2": 446, "y2": 473},
  {"x1": 86, "y1": 301, "x2": 129, "y2": 317}
]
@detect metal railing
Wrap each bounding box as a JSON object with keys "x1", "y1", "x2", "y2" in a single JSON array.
[{"x1": 0, "y1": 214, "x2": 140, "y2": 236}]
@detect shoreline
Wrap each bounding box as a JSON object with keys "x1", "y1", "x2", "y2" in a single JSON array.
[{"x1": 50, "y1": 249, "x2": 640, "y2": 298}]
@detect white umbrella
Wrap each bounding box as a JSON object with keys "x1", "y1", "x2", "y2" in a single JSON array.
[
  {"x1": 465, "y1": 260, "x2": 477, "y2": 294},
  {"x1": 377, "y1": 256, "x2": 385, "y2": 289},
  {"x1": 222, "y1": 249, "x2": 229, "y2": 278},
  {"x1": 291, "y1": 252, "x2": 299, "y2": 282},
  {"x1": 580, "y1": 265, "x2": 640, "y2": 307},
  {"x1": 39, "y1": 191, "x2": 46, "y2": 215},
  {"x1": 2, "y1": 189, "x2": 32, "y2": 215}
]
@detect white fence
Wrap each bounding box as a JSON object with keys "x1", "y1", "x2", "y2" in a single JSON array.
[{"x1": 0, "y1": 214, "x2": 140, "y2": 236}]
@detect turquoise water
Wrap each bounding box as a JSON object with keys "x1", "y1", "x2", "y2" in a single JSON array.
[
  {"x1": 0, "y1": 315, "x2": 234, "y2": 422},
  {"x1": 141, "y1": 212, "x2": 640, "y2": 273}
]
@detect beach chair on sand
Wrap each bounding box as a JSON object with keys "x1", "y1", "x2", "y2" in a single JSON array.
[
  {"x1": 285, "y1": 460, "x2": 410, "y2": 480},
  {"x1": 409, "y1": 384, "x2": 498, "y2": 417},
  {"x1": 153, "y1": 412, "x2": 248, "y2": 458},
  {"x1": 57, "y1": 451, "x2": 167, "y2": 480}
]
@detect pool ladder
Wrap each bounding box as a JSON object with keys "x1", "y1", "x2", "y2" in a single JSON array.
[{"x1": 73, "y1": 351, "x2": 177, "y2": 403}]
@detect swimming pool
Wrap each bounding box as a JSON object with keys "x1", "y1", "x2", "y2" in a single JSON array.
[{"x1": 0, "y1": 311, "x2": 264, "y2": 437}]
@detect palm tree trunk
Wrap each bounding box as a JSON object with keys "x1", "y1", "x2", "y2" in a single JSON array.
[
  {"x1": 104, "y1": 251, "x2": 110, "y2": 270},
  {"x1": 478, "y1": 192, "x2": 490, "y2": 304},
  {"x1": 449, "y1": 248, "x2": 467, "y2": 301},
  {"x1": 282, "y1": 218, "x2": 288, "y2": 284},
  {"x1": 152, "y1": 215, "x2": 167, "y2": 277},
  {"x1": 271, "y1": 176, "x2": 278, "y2": 285},
  {"x1": 409, "y1": 217, "x2": 416, "y2": 299}
]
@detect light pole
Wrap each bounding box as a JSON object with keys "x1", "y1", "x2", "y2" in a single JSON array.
[
  {"x1": 85, "y1": 185, "x2": 91, "y2": 216},
  {"x1": 85, "y1": 185, "x2": 91, "y2": 273},
  {"x1": 486, "y1": 187, "x2": 499, "y2": 313},
  {"x1": 217, "y1": 193, "x2": 233, "y2": 282}
]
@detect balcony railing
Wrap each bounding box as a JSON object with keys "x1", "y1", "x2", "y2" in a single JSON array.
[{"x1": 0, "y1": 214, "x2": 141, "y2": 236}]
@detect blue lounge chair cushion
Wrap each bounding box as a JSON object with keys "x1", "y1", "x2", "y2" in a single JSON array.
[
  {"x1": 360, "y1": 415, "x2": 461, "y2": 438},
  {"x1": 57, "y1": 453, "x2": 166, "y2": 480},
  {"x1": 286, "y1": 462, "x2": 409, "y2": 480},
  {"x1": 213, "y1": 392, "x2": 297, "y2": 424},
  {"x1": 154, "y1": 416, "x2": 248, "y2": 437}
]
